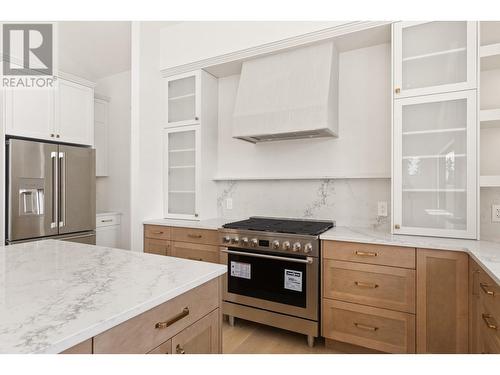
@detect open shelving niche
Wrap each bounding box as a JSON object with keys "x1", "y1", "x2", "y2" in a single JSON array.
[{"x1": 479, "y1": 22, "x2": 500, "y2": 187}]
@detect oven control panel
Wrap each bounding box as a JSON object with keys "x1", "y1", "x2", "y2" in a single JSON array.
[{"x1": 220, "y1": 230, "x2": 319, "y2": 257}]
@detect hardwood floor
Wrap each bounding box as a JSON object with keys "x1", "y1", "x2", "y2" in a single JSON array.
[{"x1": 222, "y1": 318, "x2": 340, "y2": 354}]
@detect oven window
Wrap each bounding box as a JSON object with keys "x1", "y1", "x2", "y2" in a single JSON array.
[{"x1": 227, "y1": 250, "x2": 307, "y2": 308}]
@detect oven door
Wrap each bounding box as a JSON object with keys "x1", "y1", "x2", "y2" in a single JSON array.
[{"x1": 220, "y1": 247, "x2": 318, "y2": 321}]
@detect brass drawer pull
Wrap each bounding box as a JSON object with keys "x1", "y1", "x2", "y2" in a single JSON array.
[
  {"x1": 355, "y1": 251, "x2": 378, "y2": 257},
  {"x1": 151, "y1": 231, "x2": 164, "y2": 234},
  {"x1": 188, "y1": 257, "x2": 203, "y2": 261},
  {"x1": 354, "y1": 281, "x2": 379, "y2": 289},
  {"x1": 482, "y1": 314, "x2": 498, "y2": 330},
  {"x1": 176, "y1": 344, "x2": 186, "y2": 354},
  {"x1": 480, "y1": 283, "x2": 496, "y2": 296},
  {"x1": 155, "y1": 307, "x2": 190, "y2": 329},
  {"x1": 187, "y1": 233, "x2": 202, "y2": 239},
  {"x1": 354, "y1": 322, "x2": 378, "y2": 331}
]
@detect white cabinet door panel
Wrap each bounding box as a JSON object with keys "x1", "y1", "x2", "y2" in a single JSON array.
[{"x1": 94, "y1": 98, "x2": 108, "y2": 176}]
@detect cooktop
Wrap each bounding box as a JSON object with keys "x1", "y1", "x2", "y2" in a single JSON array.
[{"x1": 222, "y1": 217, "x2": 334, "y2": 236}]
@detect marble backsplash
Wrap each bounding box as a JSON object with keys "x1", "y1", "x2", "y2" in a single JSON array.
[{"x1": 216, "y1": 178, "x2": 391, "y2": 230}]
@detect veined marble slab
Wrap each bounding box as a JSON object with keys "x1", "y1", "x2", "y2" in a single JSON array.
[
  {"x1": 0, "y1": 240, "x2": 226, "y2": 354},
  {"x1": 320, "y1": 226, "x2": 500, "y2": 286}
]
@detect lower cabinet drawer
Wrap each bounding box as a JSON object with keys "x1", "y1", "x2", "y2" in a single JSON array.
[
  {"x1": 323, "y1": 260, "x2": 416, "y2": 313},
  {"x1": 144, "y1": 238, "x2": 171, "y2": 256},
  {"x1": 322, "y1": 299, "x2": 415, "y2": 354},
  {"x1": 93, "y1": 278, "x2": 219, "y2": 353},
  {"x1": 172, "y1": 227, "x2": 218, "y2": 246},
  {"x1": 171, "y1": 241, "x2": 219, "y2": 263}
]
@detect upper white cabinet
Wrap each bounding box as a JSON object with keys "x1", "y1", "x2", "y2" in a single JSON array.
[
  {"x1": 393, "y1": 21, "x2": 477, "y2": 98},
  {"x1": 393, "y1": 90, "x2": 477, "y2": 239},
  {"x1": 165, "y1": 71, "x2": 201, "y2": 127},
  {"x1": 56, "y1": 79, "x2": 94, "y2": 146},
  {"x1": 4, "y1": 76, "x2": 94, "y2": 146},
  {"x1": 94, "y1": 97, "x2": 109, "y2": 176},
  {"x1": 163, "y1": 70, "x2": 218, "y2": 220},
  {"x1": 4, "y1": 88, "x2": 54, "y2": 141}
]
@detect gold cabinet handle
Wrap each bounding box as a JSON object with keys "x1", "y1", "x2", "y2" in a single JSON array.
[
  {"x1": 482, "y1": 314, "x2": 498, "y2": 330},
  {"x1": 152, "y1": 231, "x2": 164, "y2": 234},
  {"x1": 155, "y1": 307, "x2": 190, "y2": 329},
  {"x1": 354, "y1": 281, "x2": 379, "y2": 289},
  {"x1": 187, "y1": 234, "x2": 202, "y2": 239},
  {"x1": 188, "y1": 257, "x2": 203, "y2": 261},
  {"x1": 354, "y1": 322, "x2": 378, "y2": 331},
  {"x1": 176, "y1": 344, "x2": 186, "y2": 354},
  {"x1": 480, "y1": 283, "x2": 496, "y2": 296},
  {"x1": 355, "y1": 251, "x2": 378, "y2": 257},
  {"x1": 395, "y1": 88, "x2": 400, "y2": 94}
]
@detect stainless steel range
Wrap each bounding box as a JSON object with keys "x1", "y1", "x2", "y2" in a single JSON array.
[{"x1": 218, "y1": 217, "x2": 334, "y2": 347}]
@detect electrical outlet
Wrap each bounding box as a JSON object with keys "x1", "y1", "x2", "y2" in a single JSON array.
[
  {"x1": 226, "y1": 198, "x2": 233, "y2": 210},
  {"x1": 378, "y1": 201, "x2": 388, "y2": 217},
  {"x1": 492, "y1": 204, "x2": 500, "y2": 223}
]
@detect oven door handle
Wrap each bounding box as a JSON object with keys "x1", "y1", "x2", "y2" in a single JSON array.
[{"x1": 221, "y1": 249, "x2": 313, "y2": 264}]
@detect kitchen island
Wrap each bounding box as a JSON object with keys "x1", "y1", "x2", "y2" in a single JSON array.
[{"x1": 0, "y1": 240, "x2": 226, "y2": 354}]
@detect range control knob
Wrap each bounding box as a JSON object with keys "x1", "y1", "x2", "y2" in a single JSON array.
[
  {"x1": 241, "y1": 237, "x2": 249, "y2": 246},
  {"x1": 231, "y1": 237, "x2": 239, "y2": 244},
  {"x1": 292, "y1": 242, "x2": 302, "y2": 252},
  {"x1": 250, "y1": 238, "x2": 258, "y2": 247},
  {"x1": 282, "y1": 241, "x2": 291, "y2": 251},
  {"x1": 304, "y1": 243, "x2": 313, "y2": 254},
  {"x1": 223, "y1": 236, "x2": 231, "y2": 244},
  {"x1": 272, "y1": 240, "x2": 280, "y2": 249}
]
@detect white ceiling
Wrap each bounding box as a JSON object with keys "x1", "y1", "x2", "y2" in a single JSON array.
[{"x1": 57, "y1": 21, "x2": 131, "y2": 81}]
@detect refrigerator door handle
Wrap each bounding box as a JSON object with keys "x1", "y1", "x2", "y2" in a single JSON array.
[
  {"x1": 58, "y1": 151, "x2": 66, "y2": 228},
  {"x1": 50, "y1": 151, "x2": 58, "y2": 229}
]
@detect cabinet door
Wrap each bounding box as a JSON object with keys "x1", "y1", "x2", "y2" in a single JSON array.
[
  {"x1": 94, "y1": 98, "x2": 108, "y2": 176},
  {"x1": 165, "y1": 71, "x2": 201, "y2": 127},
  {"x1": 144, "y1": 238, "x2": 171, "y2": 256},
  {"x1": 393, "y1": 90, "x2": 477, "y2": 239},
  {"x1": 171, "y1": 241, "x2": 219, "y2": 263},
  {"x1": 4, "y1": 87, "x2": 55, "y2": 140},
  {"x1": 56, "y1": 79, "x2": 94, "y2": 145},
  {"x1": 163, "y1": 125, "x2": 200, "y2": 219},
  {"x1": 393, "y1": 21, "x2": 477, "y2": 98},
  {"x1": 171, "y1": 309, "x2": 220, "y2": 354},
  {"x1": 416, "y1": 249, "x2": 468, "y2": 353},
  {"x1": 469, "y1": 258, "x2": 482, "y2": 354}
]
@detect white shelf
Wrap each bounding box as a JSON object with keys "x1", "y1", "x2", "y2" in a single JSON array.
[
  {"x1": 402, "y1": 47, "x2": 466, "y2": 62},
  {"x1": 168, "y1": 93, "x2": 195, "y2": 101},
  {"x1": 169, "y1": 148, "x2": 195, "y2": 153},
  {"x1": 212, "y1": 173, "x2": 391, "y2": 181},
  {"x1": 480, "y1": 176, "x2": 500, "y2": 187},
  {"x1": 402, "y1": 154, "x2": 466, "y2": 160},
  {"x1": 169, "y1": 165, "x2": 195, "y2": 169},
  {"x1": 480, "y1": 43, "x2": 500, "y2": 58},
  {"x1": 402, "y1": 127, "x2": 466, "y2": 136},
  {"x1": 480, "y1": 109, "x2": 500, "y2": 128},
  {"x1": 169, "y1": 190, "x2": 196, "y2": 194},
  {"x1": 402, "y1": 189, "x2": 466, "y2": 193}
]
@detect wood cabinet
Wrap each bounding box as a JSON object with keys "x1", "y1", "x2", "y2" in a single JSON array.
[
  {"x1": 322, "y1": 240, "x2": 416, "y2": 353},
  {"x1": 171, "y1": 242, "x2": 219, "y2": 263},
  {"x1": 61, "y1": 339, "x2": 93, "y2": 354},
  {"x1": 163, "y1": 70, "x2": 218, "y2": 220},
  {"x1": 145, "y1": 238, "x2": 171, "y2": 256},
  {"x1": 416, "y1": 249, "x2": 468, "y2": 353},
  {"x1": 93, "y1": 277, "x2": 221, "y2": 354},
  {"x1": 94, "y1": 97, "x2": 109, "y2": 176},
  {"x1": 4, "y1": 76, "x2": 95, "y2": 146}
]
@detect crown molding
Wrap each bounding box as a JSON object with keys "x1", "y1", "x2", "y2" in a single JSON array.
[
  {"x1": 160, "y1": 21, "x2": 393, "y2": 78},
  {"x1": 94, "y1": 92, "x2": 111, "y2": 102}
]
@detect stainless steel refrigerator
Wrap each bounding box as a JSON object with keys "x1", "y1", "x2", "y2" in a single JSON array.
[{"x1": 6, "y1": 138, "x2": 96, "y2": 244}]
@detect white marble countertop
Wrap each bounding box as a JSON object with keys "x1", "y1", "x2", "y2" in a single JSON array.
[
  {"x1": 0, "y1": 240, "x2": 226, "y2": 354},
  {"x1": 320, "y1": 226, "x2": 500, "y2": 285},
  {"x1": 143, "y1": 217, "x2": 233, "y2": 230}
]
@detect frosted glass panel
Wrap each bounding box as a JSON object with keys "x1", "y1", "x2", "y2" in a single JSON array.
[
  {"x1": 402, "y1": 22, "x2": 467, "y2": 90},
  {"x1": 167, "y1": 130, "x2": 196, "y2": 216},
  {"x1": 168, "y1": 75, "x2": 196, "y2": 123},
  {"x1": 401, "y1": 98, "x2": 468, "y2": 230}
]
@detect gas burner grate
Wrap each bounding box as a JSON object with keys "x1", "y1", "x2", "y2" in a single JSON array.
[{"x1": 222, "y1": 217, "x2": 334, "y2": 236}]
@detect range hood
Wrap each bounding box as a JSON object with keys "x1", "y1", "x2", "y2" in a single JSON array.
[{"x1": 232, "y1": 42, "x2": 339, "y2": 143}]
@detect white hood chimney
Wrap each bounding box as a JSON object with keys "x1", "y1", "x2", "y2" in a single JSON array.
[{"x1": 232, "y1": 42, "x2": 339, "y2": 143}]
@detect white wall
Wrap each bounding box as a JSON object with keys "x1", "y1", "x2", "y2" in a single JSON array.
[
  {"x1": 160, "y1": 21, "x2": 345, "y2": 70},
  {"x1": 130, "y1": 22, "x2": 167, "y2": 252},
  {"x1": 94, "y1": 70, "x2": 131, "y2": 249},
  {"x1": 216, "y1": 43, "x2": 391, "y2": 179}
]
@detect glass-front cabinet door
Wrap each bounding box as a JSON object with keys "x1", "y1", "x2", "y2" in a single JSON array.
[
  {"x1": 165, "y1": 71, "x2": 201, "y2": 127},
  {"x1": 163, "y1": 125, "x2": 200, "y2": 219},
  {"x1": 393, "y1": 21, "x2": 477, "y2": 98},
  {"x1": 393, "y1": 90, "x2": 477, "y2": 239}
]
